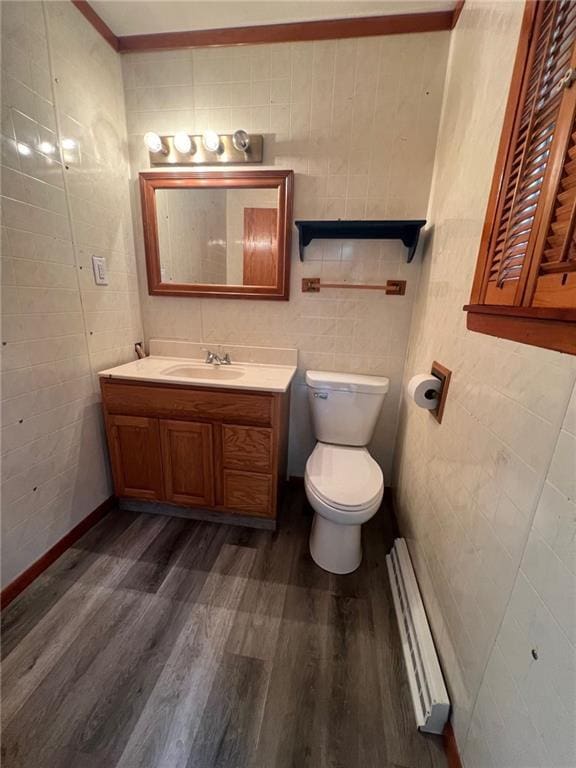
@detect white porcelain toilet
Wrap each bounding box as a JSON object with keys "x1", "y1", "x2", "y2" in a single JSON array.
[{"x1": 304, "y1": 370, "x2": 389, "y2": 574}]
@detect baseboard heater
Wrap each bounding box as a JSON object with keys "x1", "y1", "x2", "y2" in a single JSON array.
[{"x1": 386, "y1": 538, "x2": 450, "y2": 734}]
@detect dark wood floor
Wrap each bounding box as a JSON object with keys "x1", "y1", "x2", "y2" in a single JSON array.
[{"x1": 1, "y1": 485, "x2": 446, "y2": 768}]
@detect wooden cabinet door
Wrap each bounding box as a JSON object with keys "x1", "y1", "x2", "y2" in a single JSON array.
[
  {"x1": 160, "y1": 420, "x2": 214, "y2": 507},
  {"x1": 107, "y1": 415, "x2": 163, "y2": 501}
]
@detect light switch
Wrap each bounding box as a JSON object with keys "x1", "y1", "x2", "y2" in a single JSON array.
[{"x1": 92, "y1": 255, "x2": 108, "y2": 285}]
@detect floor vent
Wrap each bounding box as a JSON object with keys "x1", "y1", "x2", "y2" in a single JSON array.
[{"x1": 386, "y1": 538, "x2": 450, "y2": 735}]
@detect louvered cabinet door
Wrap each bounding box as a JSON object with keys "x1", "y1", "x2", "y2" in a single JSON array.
[
  {"x1": 524, "y1": 50, "x2": 576, "y2": 309},
  {"x1": 481, "y1": 0, "x2": 576, "y2": 307}
]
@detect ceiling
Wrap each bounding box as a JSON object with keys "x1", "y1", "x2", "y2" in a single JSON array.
[{"x1": 90, "y1": 1, "x2": 456, "y2": 37}]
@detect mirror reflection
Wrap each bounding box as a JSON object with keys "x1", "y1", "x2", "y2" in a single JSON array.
[{"x1": 155, "y1": 188, "x2": 279, "y2": 287}]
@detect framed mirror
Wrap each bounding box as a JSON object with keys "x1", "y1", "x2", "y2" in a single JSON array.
[{"x1": 139, "y1": 170, "x2": 293, "y2": 300}]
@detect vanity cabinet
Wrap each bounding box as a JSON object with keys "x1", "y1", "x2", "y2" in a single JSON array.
[{"x1": 100, "y1": 379, "x2": 289, "y2": 524}]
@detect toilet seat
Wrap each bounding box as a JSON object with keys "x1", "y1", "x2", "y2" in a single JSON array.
[
  {"x1": 305, "y1": 480, "x2": 383, "y2": 526},
  {"x1": 305, "y1": 443, "x2": 384, "y2": 512}
]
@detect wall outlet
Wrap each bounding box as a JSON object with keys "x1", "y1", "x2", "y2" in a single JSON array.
[{"x1": 92, "y1": 255, "x2": 108, "y2": 285}]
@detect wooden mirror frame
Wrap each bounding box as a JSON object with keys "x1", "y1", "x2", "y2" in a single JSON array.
[{"x1": 139, "y1": 169, "x2": 293, "y2": 300}]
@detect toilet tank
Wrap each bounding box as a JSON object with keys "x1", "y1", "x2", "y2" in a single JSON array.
[{"x1": 306, "y1": 370, "x2": 389, "y2": 446}]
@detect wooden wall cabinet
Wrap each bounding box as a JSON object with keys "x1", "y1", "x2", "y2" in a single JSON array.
[
  {"x1": 465, "y1": 1, "x2": 576, "y2": 355},
  {"x1": 101, "y1": 379, "x2": 290, "y2": 524}
]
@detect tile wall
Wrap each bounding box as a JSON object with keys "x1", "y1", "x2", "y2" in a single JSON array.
[
  {"x1": 393, "y1": 1, "x2": 576, "y2": 764},
  {"x1": 464, "y1": 387, "x2": 576, "y2": 767},
  {"x1": 0, "y1": 1, "x2": 142, "y2": 587},
  {"x1": 122, "y1": 33, "x2": 450, "y2": 477}
]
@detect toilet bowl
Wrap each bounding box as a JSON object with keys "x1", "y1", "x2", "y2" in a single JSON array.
[
  {"x1": 305, "y1": 443, "x2": 384, "y2": 573},
  {"x1": 304, "y1": 370, "x2": 389, "y2": 574}
]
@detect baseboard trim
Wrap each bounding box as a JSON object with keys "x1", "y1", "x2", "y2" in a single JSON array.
[
  {"x1": 443, "y1": 722, "x2": 463, "y2": 768},
  {"x1": 0, "y1": 495, "x2": 116, "y2": 611}
]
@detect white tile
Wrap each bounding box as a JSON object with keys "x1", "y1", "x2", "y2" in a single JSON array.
[
  {"x1": 533, "y1": 481, "x2": 576, "y2": 574},
  {"x1": 547, "y1": 428, "x2": 576, "y2": 500},
  {"x1": 522, "y1": 530, "x2": 576, "y2": 645}
]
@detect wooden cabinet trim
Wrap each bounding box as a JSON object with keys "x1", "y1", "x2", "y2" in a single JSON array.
[
  {"x1": 101, "y1": 379, "x2": 275, "y2": 426},
  {"x1": 466, "y1": 309, "x2": 576, "y2": 355},
  {"x1": 463, "y1": 303, "x2": 576, "y2": 322}
]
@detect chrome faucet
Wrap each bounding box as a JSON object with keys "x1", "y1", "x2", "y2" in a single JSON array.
[{"x1": 204, "y1": 348, "x2": 231, "y2": 366}]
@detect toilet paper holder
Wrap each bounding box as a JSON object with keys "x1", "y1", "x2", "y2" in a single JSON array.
[{"x1": 430, "y1": 361, "x2": 451, "y2": 424}]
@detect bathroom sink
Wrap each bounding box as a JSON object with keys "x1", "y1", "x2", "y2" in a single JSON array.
[
  {"x1": 98, "y1": 353, "x2": 297, "y2": 392},
  {"x1": 160, "y1": 364, "x2": 244, "y2": 380}
]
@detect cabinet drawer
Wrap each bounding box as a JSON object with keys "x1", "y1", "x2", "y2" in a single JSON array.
[
  {"x1": 222, "y1": 425, "x2": 273, "y2": 473},
  {"x1": 101, "y1": 380, "x2": 274, "y2": 426},
  {"x1": 223, "y1": 471, "x2": 273, "y2": 517}
]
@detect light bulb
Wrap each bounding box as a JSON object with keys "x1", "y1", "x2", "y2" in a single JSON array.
[
  {"x1": 60, "y1": 138, "x2": 76, "y2": 150},
  {"x1": 232, "y1": 129, "x2": 250, "y2": 151},
  {"x1": 38, "y1": 141, "x2": 55, "y2": 155},
  {"x1": 17, "y1": 143, "x2": 32, "y2": 156},
  {"x1": 173, "y1": 132, "x2": 192, "y2": 154},
  {"x1": 144, "y1": 132, "x2": 164, "y2": 154},
  {"x1": 202, "y1": 130, "x2": 220, "y2": 153}
]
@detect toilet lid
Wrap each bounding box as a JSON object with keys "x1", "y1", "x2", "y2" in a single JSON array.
[{"x1": 306, "y1": 443, "x2": 384, "y2": 509}]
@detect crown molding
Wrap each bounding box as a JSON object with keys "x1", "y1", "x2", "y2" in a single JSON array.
[{"x1": 71, "y1": 2, "x2": 456, "y2": 54}]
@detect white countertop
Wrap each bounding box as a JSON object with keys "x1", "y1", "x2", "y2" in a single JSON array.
[{"x1": 98, "y1": 356, "x2": 297, "y2": 393}]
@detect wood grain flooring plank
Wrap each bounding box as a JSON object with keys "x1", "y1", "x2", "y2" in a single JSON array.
[
  {"x1": 1, "y1": 514, "x2": 169, "y2": 727},
  {"x1": 224, "y1": 513, "x2": 298, "y2": 661},
  {"x1": 186, "y1": 652, "x2": 268, "y2": 768},
  {"x1": 162, "y1": 521, "x2": 232, "y2": 604},
  {"x1": 364, "y1": 522, "x2": 446, "y2": 768},
  {"x1": 68, "y1": 551, "x2": 225, "y2": 763},
  {"x1": 252, "y1": 584, "x2": 333, "y2": 768},
  {"x1": 1, "y1": 510, "x2": 139, "y2": 659},
  {"x1": 118, "y1": 516, "x2": 196, "y2": 593},
  {"x1": 1, "y1": 586, "x2": 146, "y2": 768},
  {"x1": 1, "y1": 489, "x2": 447, "y2": 768},
  {"x1": 114, "y1": 545, "x2": 257, "y2": 768},
  {"x1": 324, "y1": 594, "x2": 388, "y2": 767},
  {"x1": 2, "y1": 522, "x2": 226, "y2": 768}
]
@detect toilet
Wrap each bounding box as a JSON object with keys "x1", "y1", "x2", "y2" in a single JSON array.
[{"x1": 304, "y1": 370, "x2": 389, "y2": 574}]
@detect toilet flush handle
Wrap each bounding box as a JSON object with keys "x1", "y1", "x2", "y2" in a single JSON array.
[{"x1": 314, "y1": 392, "x2": 328, "y2": 399}]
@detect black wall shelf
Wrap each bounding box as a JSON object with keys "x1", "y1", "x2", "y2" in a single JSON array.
[{"x1": 295, "y1": 220, "x2": 426, "y2": 263}]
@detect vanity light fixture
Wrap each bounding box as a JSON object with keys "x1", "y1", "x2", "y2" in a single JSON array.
[
  {"x1": 202, "y1": 130, "x2": 221, "y2": 153},
  {"x1": 232, "y1": 129, "x2": 250, "y2": 152},
  {"x1": 143, "y1": 131, "x2": 167, "y2": 155},
  {"x1": 173, "y1": 131, "x2": 193, "y2": 154},
  {"x1": 144, "y1": 132, "x2": 264, "y2": 165}
]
